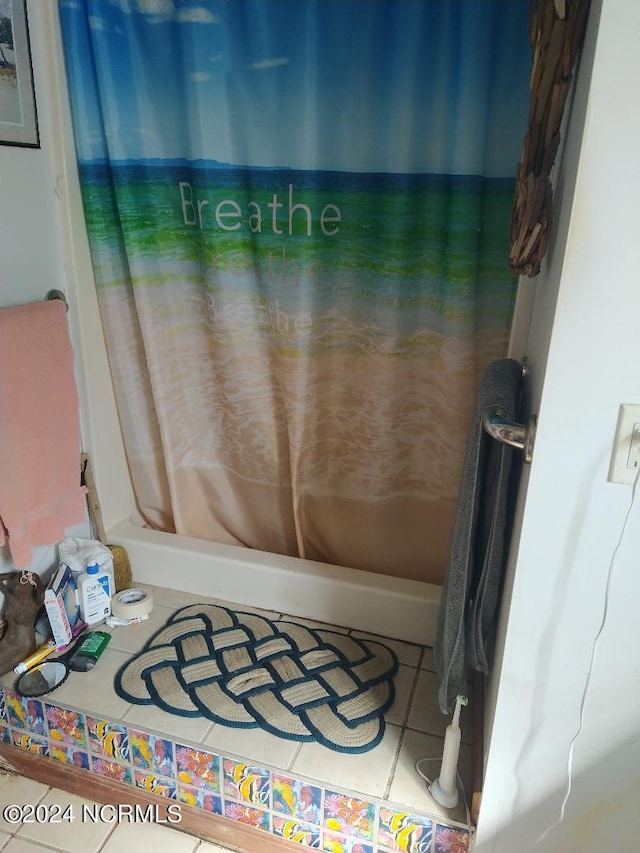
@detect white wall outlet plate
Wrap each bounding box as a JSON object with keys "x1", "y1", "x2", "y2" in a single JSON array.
[{"x1": 608, "y1": 404, "x2": 640, "y2": 484}]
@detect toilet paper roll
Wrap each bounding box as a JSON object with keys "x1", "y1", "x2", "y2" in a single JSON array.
[{"x1": 111, "y1": 588, "x2": 154, "y2": 620}]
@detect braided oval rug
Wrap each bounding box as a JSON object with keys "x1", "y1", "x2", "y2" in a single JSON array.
[{"x1": 114, "y1": 603, "x2": 398, "y2": 753}]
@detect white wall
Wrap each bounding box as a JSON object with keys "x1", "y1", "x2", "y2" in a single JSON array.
[
  {"x1": 477, "y1": 1, "x2": 640, "y2": 850},
  {"x1": 0, "y1": 0, "x2": 90, "y2": 576}
]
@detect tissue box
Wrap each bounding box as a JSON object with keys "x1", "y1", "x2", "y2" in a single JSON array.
[{"x1": 44, "y1": 563, "x2": 81, "y2": 646}]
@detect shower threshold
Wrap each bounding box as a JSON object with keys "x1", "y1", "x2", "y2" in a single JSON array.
[{"x1": 0, "y1": 583, "x2": 473, "y2": 852}]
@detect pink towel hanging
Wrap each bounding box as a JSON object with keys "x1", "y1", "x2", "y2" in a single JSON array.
[{"x1": 0, "y1": 299, "x2": 86, "y2": 567}]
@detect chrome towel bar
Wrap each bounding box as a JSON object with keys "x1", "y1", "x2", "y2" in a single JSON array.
[{"x1": 483, "y1": 407, "x2": 537, "y2": 464}]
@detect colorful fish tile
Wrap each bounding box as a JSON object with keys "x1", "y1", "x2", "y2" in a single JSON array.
[
  {"x1": 11, "y1": 730, "x2": 49, "y2": 756},
  {"x1": 0, "y1": 687, "x2": 7, "y2": 721},
  {"x1": 49, "y1": 743, "x2": 90, "y2": 770},
  {"x1": 45, "y1": 705, "x2": 86, "y2": 747},
  {"x1": 223, "y1": 758, "x2": 270, "y2": 808},
  {"x1": 134, "y1": 770, "x2": 177, "y2": 799},
  {"x1": 87, "y1": 718, "x2": 129, "y2": 761},
  {"x1": 130, "y1": 729, "x2": 174, "y2": 776},
  {"x1": 224, "y1": 801, "x2": 271, "y2": 833},
  {"x1": 177, "y1": 784, "x2": 223, "y2": 814},
  {"x1": 322, "y1": 829, "x2": 374, "y2": 853},
  {"x1": 434, "y1": 823, "x2": 472, "y2": 853},
  {"x1": 323, "y1": 791, "x2": 376, "y2": 841},
  {"x1": 0, "y1": 724, "x2": 9, "y2": 745},
  {"x1": 272, "y1": 773, "x2": 322, "y2": 824},
  {"x1": 91, "y1": 756, "x2": 133, "y2": 785},
  {"x1": 378, "y1": 807, "x2": 433, "y2": 852},
  {"x1": 3, "y1": 689, "x2": 46, "y2": 736},
  {"x1": 273, "y1": 816, "x2": 322, "y2": 848},
  {"x1": 175, "y1": 744, "x2": 220, "y2": 791}
]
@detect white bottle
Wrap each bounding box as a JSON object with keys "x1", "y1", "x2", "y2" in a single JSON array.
[{"x1": 78, "y1": 563, "x2": 111, "y2": 625}]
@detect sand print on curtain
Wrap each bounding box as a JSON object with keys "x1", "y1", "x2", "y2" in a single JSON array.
[{"x1": 59, "y1": 0, "x2": 531, "y2": 584}]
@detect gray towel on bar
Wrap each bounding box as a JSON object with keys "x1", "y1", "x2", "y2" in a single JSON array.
[{"x1": 434, "y1": 358, "x2": 522, "y2": 714}]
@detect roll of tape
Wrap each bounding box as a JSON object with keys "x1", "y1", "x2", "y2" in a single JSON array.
[{"x1": 111, "y1": 588, "x2": 154, "y2": 620}]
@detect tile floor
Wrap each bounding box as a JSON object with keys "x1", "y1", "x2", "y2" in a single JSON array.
[
  {"x1": 0, "y1": 584, "x2": 474, "y2": 851},
  {"x1": 0, "y1": 771, "x2": 231, "y2": 852}
]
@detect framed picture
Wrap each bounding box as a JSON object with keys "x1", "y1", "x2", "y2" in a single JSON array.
[{"x1": 0, "y1": 0, "x2": 39, "y2": 147}]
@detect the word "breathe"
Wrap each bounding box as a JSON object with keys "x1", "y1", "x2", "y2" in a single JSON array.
[{"x1": 179, "y1": 181, "x2": 342, "y2": 237}]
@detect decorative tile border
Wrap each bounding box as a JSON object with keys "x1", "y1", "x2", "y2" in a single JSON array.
[
  {"x1": 0, "y1": 685, "x2": 473, "y2": 852},
  {"x1": 130, "y1": 729, "x2": 174, "y2": 776},
  {"x1": 324, "y1": 790, "x2": 376, "y2": 841},
  {"x1": 91, "y1": 755, "x2": 133, "y2": 785},
  {"x1": 273, "y1": 815, "x2": 321, "y2": 847},
  {"x1": 87, "y1": 716, "x2": 129, "y2": 762},
  {"x1": 3, "y1": 689, "x2": 46, "y2": 735},
  {"x1": 178, "y1": 784, "x2": 223, "y2": 813},
  {"x1": 224, "y1": 800, "x2": 271, "y2": 833},
  {"x1": 273, "y1": 773, "x2": 322, "y2": 824},
  {"x1": 378, "y1": 807, "x2": 433, "y2": 851},
  {"x1": 134, "y1": 769, "x2": 177, "y2": 798},
  {"x1": 176, "y1": 743, "x2": 220, "y2": 791},
  {"x1": 49, "y1": 742, "x2": 90, "y2": 770},
  {"x1": 223, "y1": 757, "x2": 270, "y2": 808},
  {"x1": 45, "y1": 704, "x2": 87, "y2": 748}
]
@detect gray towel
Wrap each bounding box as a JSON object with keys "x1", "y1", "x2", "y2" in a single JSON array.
[{"x1": 434, "y1": 358, "x2": 521, "y2": 714}]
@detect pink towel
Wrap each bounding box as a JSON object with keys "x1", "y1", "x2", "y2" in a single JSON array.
[{"x1": 0, "y1": 300, "x2": 86, "y2": 567}]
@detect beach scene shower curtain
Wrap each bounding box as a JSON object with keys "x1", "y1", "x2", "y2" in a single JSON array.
[{"x1": 60, "y1": 0, "x2": 531, "y2": 585}]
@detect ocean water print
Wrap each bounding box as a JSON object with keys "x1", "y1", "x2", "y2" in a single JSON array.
[
  {"x1": 59, "y1": 0, "x2": 531, "y2": 175},
  {"x1": 80, "y1": 162, "x2": 518, "y2": 344},
  {"x1": 59, "y1": 0, "x2": 531, "y2": 574}
]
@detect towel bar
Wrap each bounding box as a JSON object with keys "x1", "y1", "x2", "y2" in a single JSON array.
[
  {"x1": 483, "y1": 407, "x2": 537, "y2": 464},
  {"x1": 44, "y1": 289, "x2": 68, "y2": 311}
]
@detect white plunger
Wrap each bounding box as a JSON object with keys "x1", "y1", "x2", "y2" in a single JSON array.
[{"x1": 430, "y1": 694, "x2": 466, "y2": 808}]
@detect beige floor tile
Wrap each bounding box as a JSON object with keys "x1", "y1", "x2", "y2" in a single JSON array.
[
  {"x1": 15, "y1": 790, "x2": 113, "y2": 852},
  {"x1": 386, "y1": 727, "x2": 471, "y2": 825},
  {"x1": 0, "y1": 829, "x2": 10, "y2": 850},
  {"x1": 3, "y1": 838, "x2": 64, "y2": 852},
  {"x1": 101, "y1": 819, "x2": 197, "y2": 853},
  {"x1": 421, "y1": 646, "x2": 436, "y2": 672},
  {"x1": 103, "y1": 604, "x2": 176, "y2": 654},
  {"x1": 0, "y1": 776, "x2": 49, "y2": 833},
  {"x1": 292, "y1": 722, "x2": 402, "y2": 798},
  {"x1": 47, "y1": 648, "x2": 133, "y2": 719},
  {"x1": 407, "y1": 670, "x2": 472, "y2": 744},
  {"x1": 203, "y1": 723, "x2": 299, "y2": 771},
  {"x1": 385, "y1": 664, "x2": 418, "y2": 727},
  {"x1": 122, "y1": 703, "x2": 214, "y2": 745},
  {"x1": 350, "y1": 631, "x2": 422, "y2": 667},
  {"x1": 196, "y1": 843, "x2": 236, "y2": 852}
]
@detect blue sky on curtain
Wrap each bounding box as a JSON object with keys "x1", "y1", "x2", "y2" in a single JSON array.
[{"x1": 59, "y1": 0, "x2": 531, "y2": 584}]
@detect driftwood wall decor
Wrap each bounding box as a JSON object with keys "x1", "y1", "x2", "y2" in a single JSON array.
[{"x1": 509, "y1": 0, "x2": 592, "y2": 277}]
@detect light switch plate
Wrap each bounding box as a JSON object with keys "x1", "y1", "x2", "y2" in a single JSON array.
[{"x1": 608, "y1": 404, "x2": 640, "y2": 484}]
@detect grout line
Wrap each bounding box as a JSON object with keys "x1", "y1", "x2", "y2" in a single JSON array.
[
  {"x1": 381, "y1": 661, "x2": 426, "y2": 801},
  {"x1": 286, "y1": 741, "x2": 303, "y2": 772},
  {"x1": 383, "y1": 723, "x2": 406, "y2": 802},
  {"x1": 95, "y1": 819, "x2": 119, "y2": 852}
]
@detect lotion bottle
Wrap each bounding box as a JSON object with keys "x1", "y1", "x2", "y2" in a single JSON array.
[{"x1": 77, "y1": 563, "x2": 111, "y2": 625}]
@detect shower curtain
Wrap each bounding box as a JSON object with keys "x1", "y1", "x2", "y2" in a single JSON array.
[{"x1": 59, "y1": 0, "x2": 531, "y2": 585}]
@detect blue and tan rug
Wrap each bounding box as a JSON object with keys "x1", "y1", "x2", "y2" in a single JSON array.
[{"x1": 114, "y1": 604, "x2": 398, "y2": 754}]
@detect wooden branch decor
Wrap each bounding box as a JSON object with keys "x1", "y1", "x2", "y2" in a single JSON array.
[{"x1": 509, "y1": 0, "x2": 592, "y2": 277}]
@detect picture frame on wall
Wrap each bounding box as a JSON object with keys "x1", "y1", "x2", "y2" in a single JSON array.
[{"x1": 0, "y1": 0, "x2": 39, "y2": 148}]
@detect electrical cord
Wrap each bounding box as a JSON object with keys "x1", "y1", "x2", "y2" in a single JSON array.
[
  {"x1": 414, "y1": 756, "x2": 472, "y2": 833},
  {"x1": 536, "y1": 466, "x2": 640, "y2": 845}
]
